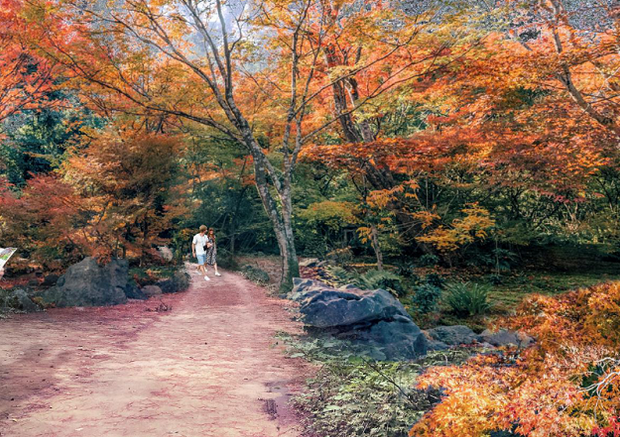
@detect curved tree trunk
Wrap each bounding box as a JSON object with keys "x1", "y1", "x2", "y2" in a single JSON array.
[{"x1": 250, "y1": 150, "x2": 300, "y2": 292}]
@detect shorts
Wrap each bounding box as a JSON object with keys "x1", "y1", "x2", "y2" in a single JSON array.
[{"x1": 196, "y1": 253, "x2": 206, "y2": 266}]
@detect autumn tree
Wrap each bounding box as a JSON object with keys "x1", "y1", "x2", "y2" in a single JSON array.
[
  {"x1": 0, "y1": 174, "x2": 82, "y2": 267},
  {"x1": 26, "y1": 0, "x2": 453, "y2": 289},
  {"x1": 62, "y1": 129, "x2": 184, "y2": 261},
  {"x1": 0, "y1": 0, "x2": 55, "y2": 126}
]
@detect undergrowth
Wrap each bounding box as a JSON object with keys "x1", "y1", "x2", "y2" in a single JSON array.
[{"x1": 279, "y1": 334, "x2": 472, "y2": 437}]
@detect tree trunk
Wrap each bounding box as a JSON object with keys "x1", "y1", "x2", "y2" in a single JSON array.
[
  {"x1": 275, "y1": 226, "x2": 299, "y2": 293},
  {"x1": 370, "y1": 224, "x2": 383, "y2": 271},
  {"x1": 248, "y1": 148, "x2": 300, "y2": 292}
]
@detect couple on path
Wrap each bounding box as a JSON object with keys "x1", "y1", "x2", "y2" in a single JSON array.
[{"x1": 192, "y1": 225, "x2": 220, "y2": 281}]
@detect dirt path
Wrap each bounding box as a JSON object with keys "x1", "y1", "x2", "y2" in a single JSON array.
[{"x1": 0, "y1": 266, "x2": 307, "y2": 437}]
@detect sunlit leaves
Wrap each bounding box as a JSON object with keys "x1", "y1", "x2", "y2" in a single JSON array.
[{"x1": 411, "y1": 280, "x2": 620, "y2": 437}]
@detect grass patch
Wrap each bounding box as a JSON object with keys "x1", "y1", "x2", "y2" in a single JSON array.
[
  {"x1": 475, "y1": 270, "x2": 620, "y2": 310},
  {"x1": 401, "y1": 268, "x2": 620, "y2": 331},
  {"x1": 281, "y1": 334, "x2": 473, "y2": 437}
]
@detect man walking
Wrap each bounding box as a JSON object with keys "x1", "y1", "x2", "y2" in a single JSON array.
[{"x1": 192, "y1": 225, "x2": 211, "y2": 281}]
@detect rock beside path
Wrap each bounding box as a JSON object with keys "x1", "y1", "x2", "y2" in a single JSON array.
[
  {"x1": 290, "y1": 278, "x2": 427, "y2": 360},
  {"x1": 7, "y1": 288, "x2": 41, "y2": 312},
  {"x1": 142, "y1": 285, "x2": 163, "y2": 297},
  {"x1": 156, "y1": 270, "x2": 191, "y2": 294},
  {"x1": 42, "y1": 258, "x2": 129, "y2": 307}
]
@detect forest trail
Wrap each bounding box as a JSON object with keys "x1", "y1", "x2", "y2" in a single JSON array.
[{"x1": 0, "y1": 266, "x2": 306, "y2": 437}]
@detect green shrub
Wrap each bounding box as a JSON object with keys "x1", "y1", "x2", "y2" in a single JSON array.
[
  {"x1": 411, "y1": 283, "x2": 442, "y2": 314},
  {"x1": 487, "y1": 273, "x2": 503, "y2": 286},
  {"x1": 241, "y1": 265, "x2": 270, "y2": 285},
  {"x1": 323, "y1": 267, "x2": 408, "y2": 297},
  {"x1": 359, "y1": 269, "x2": 406, "y2": 297},
  {"x1": 215, "y1": 247, "x2": 239, "y2": 270},
  {"x1": 284, "y1": 337, "x2": 435, "y2": 437},
  {"x1": 418, "y1": 253, "x2": 440, "y2": 267},
  {"x1": 326, "y1": 247, "x2": 354, "y2": 264},
  {"x1": 465, "y1": 247, "x2": 518, "y2": 272},
  {"x1": 396, "y1": 262, "x2": 418, "y2": 279},
  {"x1": 445, "y1": 282, "x2": 492, "y2": 316},
  {"x1": 425, "y1": 273, "x2": 445, "y2": 289}
]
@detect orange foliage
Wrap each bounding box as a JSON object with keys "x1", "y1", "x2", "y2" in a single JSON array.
[
  {"x1": 0, "y1": 174, "x2": 82, "y2": 265},
  {"x1": 411, "y1": 281, "x2": 620, "y2": 437},
  {"x1": 417, "y1": 203, "x2": 495, "y2": 253},
  {"x1": 0, "y1": 0, "x2": 55, "y2": 124},
  {"x1": 62, "y1": 129, "x2": 184, "y2": 260}
]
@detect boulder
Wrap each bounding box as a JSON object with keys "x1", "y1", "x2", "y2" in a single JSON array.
[
  {"x1": 425, "y1": 325, "x2": 480, "y2": 346},
  {"x1": 142, "y1": 285, "x2": 163, "y2": 297},
  {"x1": 291, "y1": 279, "x2": 410, "y2": 328},
  {"x1": 11, "y1": 288, "x2": 40, "y2": 312},
  {"x1": 42, "y1": 257, "x2": 129, "y2": 307},
  {"x1": 124, "y1": 282, "x2": 148, "y2": 300},
  {"x1": 156, "y1": 270, "x2": 190, "y2": 294},
  {"x1": 366, "y1": 315, "x2": 428, "y2": 359},
  {"x1": 479, "y1": 329, "x2": 534, "y2": 348},
  {"x1": 41, "y1": 274, "x2": 60, "y2": 287},
  {"x1": 426, "y1": 339, "x2": 450, "y2": 351},
  {"x1": 290, "y1": 278, "x2": 427, "y2": 360}
]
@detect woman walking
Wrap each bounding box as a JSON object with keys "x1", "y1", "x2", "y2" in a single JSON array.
[{"x1": 206, "y1": 228, "x2": 221, "y2": 277}]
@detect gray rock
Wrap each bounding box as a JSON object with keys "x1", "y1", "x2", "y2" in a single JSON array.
[
  {"x1": 291, "y1": 278, "x2": 427, "y2": 360},
  {"x1": 480, "y1": 329, "x2": 533, "y2": 348},
  {"x1": 426, "y1": 339, "x2": 450, "y2": 351},
  {"x1": 11, "y1": 288, "x2": 40, "y2": 312},
  {"x1": 42, "y1": 257, "x2": 129, "y2": 307},
  {"x1": 156, "y1": 270, "x2": 190, "y2": 294},
  {"x1": 41, "y1": 274, "x2": 60, "y2": 287},
  {"x1": 157, "y1": 246, "x2": 174, "y2": 262},
  {"x1": 142, "y1": 285, "x2": 163, "y2": 297},
  {"x1": 291, "y1": 279, "x2": 409, "y2": 328},
  {"x1": 425, "y1": 325, "x2": 480, "y2": 346},
  {"x1": 365, "y1": 315, "x2": 428, "y2": 359},
  {"x1": 125, "y1": 283, "x2": 148, "y2": 300}
]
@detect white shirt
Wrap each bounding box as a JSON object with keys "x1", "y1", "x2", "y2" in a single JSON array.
[{"x1": 193, "y1": 233, "x2": 209, "y2": 255}]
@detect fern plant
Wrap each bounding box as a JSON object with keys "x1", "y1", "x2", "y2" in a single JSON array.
[
  {"x1": 358, "y1": 269, "x2": 406, "y2": 297},
  {"x1": 445, "y1": 282, "x2": 492, "y2": 316}
]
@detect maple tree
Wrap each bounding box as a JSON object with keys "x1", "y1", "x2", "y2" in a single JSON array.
[
  {"x1": 0, "y1": 128, "x2": 184, "y2": 265},
  {"x1": 62, "y1": 129, "x2": 185, "y2": 262},
  {"x1": 0, "y1": 174, "x2": 82, "y2": 267},
  {"x1": 302, "y1": 0, "x2": 620, "y2": 265},
  {"x1": 22, "y1": 0, "x2": 464, "y2": 289},
  {"x1": 410, "y1": 280, "x2": 620, "y2": 437},
  {"x1": 0, "y1": 0, "x2": 55, "y2": 126}
]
